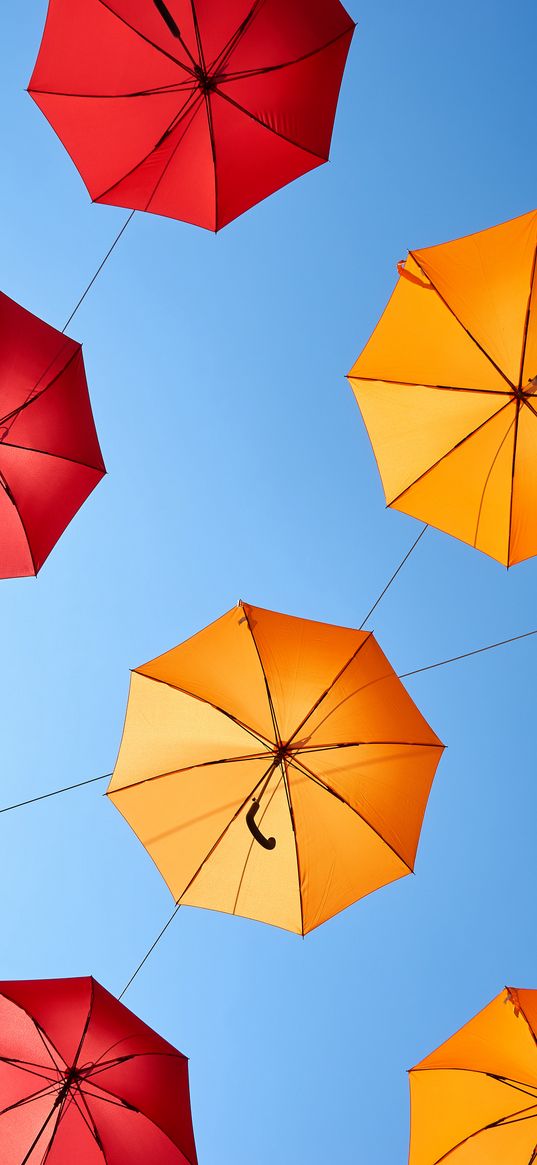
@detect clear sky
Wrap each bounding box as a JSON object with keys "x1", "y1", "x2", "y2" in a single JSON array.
[{"x1": 2, "y1": 1, "x2": 537, "y2": 1162}]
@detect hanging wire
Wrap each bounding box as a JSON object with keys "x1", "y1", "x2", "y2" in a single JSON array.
[
  {"x1": 399, "y1": 627, "x2": 537, "y2": 680},
  {"x1": 0, "y1": 773, "x2": 111, "y2": 815},
  {"x1": 2, "y1": 627, "x2": 536, "y2": 816},
  {"x1": 0, "y1": 618, "x2": 535, "y2": 1000},
  {"x1": 119, "y1": 905, "x2": 181, "y2": 1000},
  {"x1": 0, "y1": 211, "x2": 136, "y2": 443},
  {"x1": 62, "y1": 210, "x2": 135, "y2": 333},
  {"x1": 359, "y1": 524, "x2": 428, "y2": 629}
]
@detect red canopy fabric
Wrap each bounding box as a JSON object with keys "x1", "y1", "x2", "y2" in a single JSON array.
[
  {"x1": 0, "y1": 977, "x2": 198, "y2": 1164},
  {"x1": 0, "y1": 292, "x2": 105, "y2": 578},
  {"x1": 29, "y1": 0, "x2": 355, "y2": 230}
]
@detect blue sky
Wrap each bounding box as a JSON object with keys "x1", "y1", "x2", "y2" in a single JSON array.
[{"x1": 1, "y1": 1, "x2": 537, "y2": 1161}]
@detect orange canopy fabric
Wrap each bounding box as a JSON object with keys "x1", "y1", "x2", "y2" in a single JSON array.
[
  {"x1": 107, "y1": 602, "x2": 443, "y2": 935},
  {"x1": 409, "y1": 988, "x2": 537, "y2": 1165},
  {"x1": 348, "y1": 209, "x2": 537, "y2": 566}
]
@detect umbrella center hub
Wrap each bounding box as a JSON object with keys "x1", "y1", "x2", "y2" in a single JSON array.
[
  {"x1": 274, "y1": 744, "x2": 291, "y2": 766},
  {"x1": 515, "y1": 376, "x2": 537, "y2": 399},
  {"x1": 59, "y1": 1066, "x2": 82, "y2": 1094},
  {"x1": 194, "y1": 64, "x2": 217, "y2": 93}
]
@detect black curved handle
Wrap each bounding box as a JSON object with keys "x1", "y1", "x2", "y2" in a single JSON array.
[
  {"x1": 246, "y1": 799, "x2": 276, "y2": 850},
  {"x1": 153, "y1": 0, "x2": 181, "y2": 38}
]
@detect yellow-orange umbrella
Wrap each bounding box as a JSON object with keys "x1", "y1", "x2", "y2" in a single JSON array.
[
  {"x1": 107, "y1": 602, "x2": 443, "y2": 935},
  {"x1": 409, "y1": 987, "x2": 537, "y2": 1165},
  {"x1": 348, "y1": 209, "x2": 537, "y2": 566}
]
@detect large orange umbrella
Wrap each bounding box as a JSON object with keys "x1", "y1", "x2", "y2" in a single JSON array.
[
  {"x1": 107, "y1": 602, "x2": 443, "y2": 935},
  {"x1": 409, "y1": 987, "x2": 537, "y2": 1165},
  {"x1": 348, "y1": 209, "x2": 537, "y2": 566}
]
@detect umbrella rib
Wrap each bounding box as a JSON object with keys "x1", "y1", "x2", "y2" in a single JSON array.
[
  {"x1": 409, "y1": 251, "x2": 516, "y2": 391},
  {"x1": 240, "y1": 603, "x2": 281, "y2": 745},
  {"x1": 412, "y1": 1065, "x2": 537, "y2": 1094},
  {"x1": 85, "y1": 1050, "x2": 184, "y2": 1078},
  {"x1": 201, "y1": 84, "x2": 219, "y2": 231},
  {"x1": 0, "y1": 1055, "x2": 56, "y2": 1083},
  {"x1": 3, "y1": 490, "x2": 37, "y2": 575},
  {"x1": 175, "y1": 756, "x2": 282, "y2": 902},
  {"x1": 0, "y1": 1081, "x2": 60, "y2": 1118},
  {"x1": 189, "y1": 0, "x2": 218, "y2": 243},
  {"x1": 512, "y1": 995, "x2": 537, "y2": 1049},
  {"x1": 144, "y1": 95, "x2": 206, "y2": 213},
  {"x1": 286, "y1": 634, "x2": 373, "y2": 750},
  {"x1": 131, "y1": 670, "x2": 273, "y2": 749},
  {"x1": 219, "y1": 27, "x2": 356, "y2": 84},
  {"x1": 94, "y1": 0, "x2": 196, "y2": 76},
  {"x1": 506, "y1": 398, "x2": 521, "y2": 564},
  {"x1": 522, "y1": 395, "x2": 537, "y2": 420},
  {"x1": 212, "y1": 87, "x2": 328, "y2": 161},
  {"x1": 349, "y1": 374, "x2": 511, "y2": 397},
  {"x1": 0, "y1": 440, "x2": 105, "y2": 474},
  {"x1": 517, "y1": 243, "x2": 537, "y2": 389},
  {"x1": 282, "y1": 761, "x2": 306, "y2": 935},
  {"x1": 0, "y1": 344, "x2": 80, "y2": 432},
  {"x1": 84, "y1": 1087, "x2": 199, "y2": 1165},
  {"x1": 189, "y1": 0, "x2": 206, "y2": 71},
  {"x1": 28, "y1": 81, "x2": 196, "y2": 100},
  {"x1": 109, "y1": 751, "x2": 271, "y2": 797},
  {"x1": 116, "y1": 759, "x2": 279, "y2": 999},
  {"x1": 209, "y1": 0, "x2": 268, "y2": 75},
  {"x1": 22, "y1": 1012, "x2": 69, "y2": 1080},
  {"x1": 472, "y1": 406, "x2": 518, "y2": 551},
  {"x1": 297, "y1": 740, "x2": 444, "y2": 753},
  {"x1": 287, "y1": 755, "x2": 414, "y2": 873},
  {"x1": 427, "y1": 1102, "x2": 537, "y2": 1165},
  {"x1": 19, "y1": 1085, "x2": 73, "y2": 1165},
  {"x1": 94, "y1": 89, "x2": 204, "y2": 205},
  {"x1": 70, "y1": 1087, "x2": 110, "y2": 1159},
  {"x1": 387, "y1": 397, "x2": 515, "y2": 508},
  {"x1": 72, "y1": 978, "x2": 96, "y2": 1077}
]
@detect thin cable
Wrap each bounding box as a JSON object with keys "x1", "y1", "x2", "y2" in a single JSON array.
[
  {"x1": 62, "y1": 210, "x2": 135, "y2": 333},
  {"x1": 399, "y1": 627, "x2": 537, "y2": 680},
  {"x1": 119, "y1": 905, "x2": 181, "y2": 1000},
  {"x1": 0, "y1": 773, "x2": 111, "y2": 815},
  {"x1": 359, "y1": 524, "x2": 428, "y2": 629}
]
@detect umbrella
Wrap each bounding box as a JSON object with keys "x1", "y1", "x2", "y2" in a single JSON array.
[
  {"x1": 28, "y1": 0, "x2": 355, "y2": 231},
  {"x1": 0, "y1": 291, "x2": 105, "y2": 578},
  {"x1": 409, "y1": 987, "x2": 537, "y2": 1165},
  {"x1": 107, "y1": 601, "x2": 444, "y2": 935},
  {"x1": 348, "y1": 208, "x2": 537, "y2": 566},
  {"x1": 0, "y1": 975, "x2": 197, "y2": 1164}
]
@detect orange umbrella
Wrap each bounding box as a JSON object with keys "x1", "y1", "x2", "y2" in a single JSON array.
[
  {"x1": 348, "y1": 209, "x2": 537, "y2": 566},
  {"x1": 107, "y1": 602, "x2": 443, "y2": 934},
  {"x1": 409, "y1": 987, "x2": 537, "y2": 1165}
]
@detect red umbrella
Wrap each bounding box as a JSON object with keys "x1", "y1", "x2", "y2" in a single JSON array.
[
  {"x1": 28, "y1": 0, "x2": 355, "y2": 230},
  {"x1": 0, "y1": 976, "x2": 198, "y2": 1164},
  {"x1": 0, "y1": 292, "x2": 105, "y2": 579}
]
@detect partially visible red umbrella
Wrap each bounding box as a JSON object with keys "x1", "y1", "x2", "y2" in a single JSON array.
[
  {"x1": 0, "y1": 292, "x2": 105, "y2": 578},
  {"x1": 28, "y1": 0, "x2": 355, "y2": 230},
  {"x1": 0, "y1": 976, "x2": 198, "y2": 1165}
]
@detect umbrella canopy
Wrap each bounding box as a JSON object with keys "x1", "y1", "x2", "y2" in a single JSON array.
[
  {"x1": 28, "y1": 0, "x2": 355, "y2": 231},
  {"x1": 0, "y1": 975, "x2": 197, "y2": 1164},
  {"x1": 348, "y1": 209, "x2": 537, "y2": 566},
  {"x1": 107, "y1": 601, "x2": 444, "y2": 935},
  {"x1": 409, "y1": 987, "x2": 537, "y2": 1165},
  {"x1": 0, "y1": 291, "x2": 105, "y2": 578}
]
